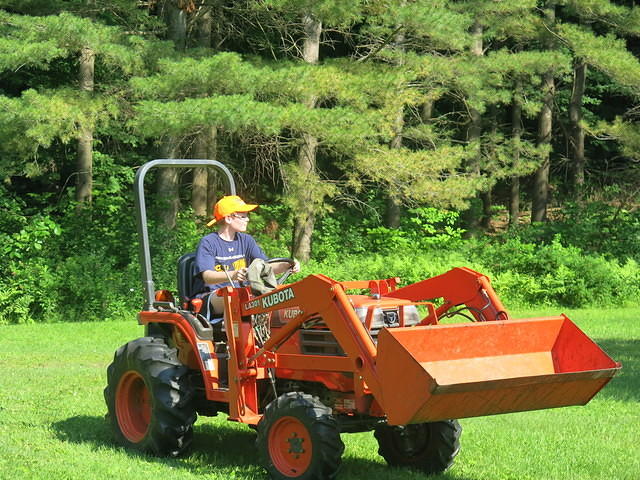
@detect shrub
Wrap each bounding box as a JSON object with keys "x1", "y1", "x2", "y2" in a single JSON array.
[
  {"x1": 468, "y1": 236, "x2": 640, "y2": 308},
  {"x1": 505, "y1": 201, "x2": 640, "y2": 263},
  {"x1": 297, "y1": 237, "x2": 640, "y2": 310},
  {"x1": 311, "y1": 206, "x2": 464, "y2": 261}
]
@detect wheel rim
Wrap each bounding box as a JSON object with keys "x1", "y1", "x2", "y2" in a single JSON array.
[
  {"x1": 268, "y1": 415, "x2": 313, "y2": 477},
  {"x1": 115, "y1": 371, "x2": 152, "y2": 443}
]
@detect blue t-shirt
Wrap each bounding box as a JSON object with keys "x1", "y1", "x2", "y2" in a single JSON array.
[{"x1": 194, "y1": 232, "x2": 267, "y2": 293}]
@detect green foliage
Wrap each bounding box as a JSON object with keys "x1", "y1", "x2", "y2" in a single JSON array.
[
  {"x1": 0, "y1": 11, "x2": 142, "y2": 72},
  {"x1": 309, "y1": 202, "x2": 464, "y2": 261},
  {"x1": 1, "y1": 2, "x2": 640, "y2": 324},
  {"x1": 0, "y1": 89, "x2": 117, "y2": 175},
  {"x1": 468, "y1": 236, "x2": 640, "y2": 308},
  {"x1": 304, "y1": 248, "x2": 476, "y2": 287},
  {"x1": 558, "y1": 22, "x2": 640, "y2": 95},
  {"x1": 364, "y1": 207, "x2": 464, "y2": 253},
  {"x1": 305, "y1": 235, "x2": 640, "y2": 309},
  {"x1": 354, "y1": 146, "x2": 485, "y2": 209},
  {"x1": 503, "y1": 200, "x2": 640, "y2": 263}
]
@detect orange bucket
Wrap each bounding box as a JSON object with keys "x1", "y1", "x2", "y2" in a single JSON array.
[{"x1": 375, "y1": 315, "x2": 621, "y2": 425}]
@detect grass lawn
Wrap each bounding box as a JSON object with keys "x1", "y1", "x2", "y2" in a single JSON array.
[{"x1": 0, "y1": 307, "x2": 638, "y2": 480}]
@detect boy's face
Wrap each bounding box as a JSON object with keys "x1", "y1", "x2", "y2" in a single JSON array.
[{"x1": 226, "y1": 212, "x2": 250, "y2": 232}]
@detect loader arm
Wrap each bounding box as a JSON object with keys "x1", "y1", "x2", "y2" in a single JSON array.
[
  {"x1": 237, "y1": 275, "x2": 385, "y2": 410},
  {"x1": 386, "y1": 267, "x2": 510, "y2": 322}
]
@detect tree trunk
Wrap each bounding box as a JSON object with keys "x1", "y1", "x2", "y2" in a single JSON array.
[
  {"x1": 192, "y1": 133, "x2": 209, "y2": 219},
  {"x1": 154, "y1": 0, "x2": 188, "y2": 228},
  {"x1": 386, "y1": 107, "x2": 403, "y2": 229},
  {"x1": 509, "y1": 82, "x2": 523, "y2": 228},
  {"x1": 191, "y1": 6, "x2": 214, "y2": 220},
  {"x1": 293, "y1": 132, "x2": 319, "y2": 262},
  {"x1": 480, "y1": 106, "x2": 498, "y2": 231},
  {"x1": 164, "y1": 1, "x2": 187, "y2": 50},
  {"x1": 468, "y1": 21, "x2": 483, "y2": 154},
  {"x1": 157, "y1": 139, "x2": 181, "y2": 229},
  {"x1": 532, "y1": 3, "x2": 556, "y2": 223},
  {"x1": 76, "y1": 46, "x2": 94, "y2": 206},
  {"x1": 207, "y1": 127, "x2": 219, "y2": 208},
  {"x1": 195, "y1": 4, "x2": 212, "y2": 48},
  {"x1": 570, "y1": 59, "x2": 587, "y2": 200},
  {"x1": 463, "y1": 20, "x2": 484, "y2": 235},
  {"x1": 385, "y1": 23, "x2": 406, "y2": 229},
  {"x1": 292, "y1": 14, "x2": 322, "y2": 262},
  {"x1": 532, "y1": 73, "x2": 554, "y2": 222},
  {"x1": 480, "y1": 190, "x2": 492, "y2": 230},
  {"x1": 421, "y1": 100, "x2": 433, "y2": 123}
]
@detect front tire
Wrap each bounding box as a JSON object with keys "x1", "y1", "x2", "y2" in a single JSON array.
[
  {"x1": 257, "y1": 392, "x2": 344, "y2": 479},
  {"x1": 104, "y1": 337, "x2": 196, "y2": 456},
  {"x1": 375, "y1": 420, "x2": 462, "y2": 475}
]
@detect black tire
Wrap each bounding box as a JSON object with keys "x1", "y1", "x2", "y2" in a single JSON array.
[
  {"x1": 104, "y1": 336, "x2": 196, "y2": 457},
  {"x1": 256, "y1": 392, "x2": 344, "y2": 480},
  {"x1": 374, "y1": 420, "x2": 462, "y2": 475}
]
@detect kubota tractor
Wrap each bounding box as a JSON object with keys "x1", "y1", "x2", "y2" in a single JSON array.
[{"x1": 105, "y1": 159, "x2": 621, "y2": 479}]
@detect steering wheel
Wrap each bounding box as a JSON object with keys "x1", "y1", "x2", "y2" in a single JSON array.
[{"x1": 267, "y1": 257, "x2": 297, "y2": 285}]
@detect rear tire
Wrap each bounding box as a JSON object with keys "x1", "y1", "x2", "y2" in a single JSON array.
[
  {"x1": 375, "y1": 420, "x2": 462, "y2": 474},
  {"x1": 104, "y1": 337, "x2": 196, "y2": 456},
  {"x1": 257, "y1": 392, "x2": 344, "y2": 479}
]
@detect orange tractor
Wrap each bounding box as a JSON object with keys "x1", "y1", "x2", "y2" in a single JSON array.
[{"x1": 105, "y1": 160, "x2": 621, "y2": 479}]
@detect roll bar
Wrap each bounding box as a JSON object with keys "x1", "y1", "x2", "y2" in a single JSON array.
[{"x1": 134, "y1": 159, "x2": 236, "y2": 310}]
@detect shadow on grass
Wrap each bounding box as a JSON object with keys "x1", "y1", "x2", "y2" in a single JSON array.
[
  {"x1": 52, "y1": 415, "x2": 261, "y2": 475},
  {"x1": 52, "y1": 415, "x2": 475, "y2": 479},
  {"x1": 341, "y1": 457, "x2": 474, "y2": 480},
  {"x1": 596, "y1": 338, "x2": 639, "y2": 402}
]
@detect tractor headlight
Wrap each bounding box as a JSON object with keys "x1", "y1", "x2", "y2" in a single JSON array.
[
  {"x1": 355, "y1": 305, "x2": 420, "y2": 331},
  {"x1": 403, "y1": 305, "x2": 420, "y2": 326}
]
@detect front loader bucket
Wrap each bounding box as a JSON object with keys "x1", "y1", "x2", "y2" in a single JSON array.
[{"x1": 376, "y1": 315, "x2": 620, "y2": 425}]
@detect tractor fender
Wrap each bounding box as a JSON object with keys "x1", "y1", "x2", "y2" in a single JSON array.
[{"x1": 138, "y1": 310, "x2": 216, "y2": 377}]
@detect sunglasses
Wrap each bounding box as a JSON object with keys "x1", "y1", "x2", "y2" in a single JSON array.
[{"x1": 231, "y1": 213, "x2": 250, "y2": 219}]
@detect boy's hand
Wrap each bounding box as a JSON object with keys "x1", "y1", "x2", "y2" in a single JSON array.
[{"x1": 234, "y1": 267, "x2": 248, "y2": 282}]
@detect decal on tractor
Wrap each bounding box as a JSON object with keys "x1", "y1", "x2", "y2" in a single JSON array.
[
  {"x1": 244, "y1": 298, "x2": 261, "y2": 310},
  {"x1": 197, "y1": 341, "x2": 215, "y2": 372},
  {"x1": 283, "y1": 308, "x2": 303, "y2": 319},
  {"x1": 261, "y1": 287, "x2": 295, "y2": 309}
]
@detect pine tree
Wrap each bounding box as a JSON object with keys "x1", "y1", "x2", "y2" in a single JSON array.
[
  {"x1": 559, "y1": 1, "x2": 640, "y2": 200},
  {"x1": 0, "y1": 10, "x2": 142, "y2": 185}
]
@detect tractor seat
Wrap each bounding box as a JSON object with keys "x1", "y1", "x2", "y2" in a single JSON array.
[
  {"x1": 177, "y1": 252, "x2": 204, "y2": 306},
  {"x1": 177, "y1": 253, "x2": 223, "y2": 327}
]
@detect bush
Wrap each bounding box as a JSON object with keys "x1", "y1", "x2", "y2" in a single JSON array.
[
  {"x1": 468, "y1": 236, "x2": 640, "y2": 308},
  {"x1": 296, "y1": 237, "x2": 640, "y2": 310},
  {"x1": 311, "y1": 206, "x2": 463, "y2": 261},
  {"x1": 3, "y1": 179, "x2": 638, "y2": 325},
  {"x1": 505, "y1": 201, "x2": 640, "y2": 263}
]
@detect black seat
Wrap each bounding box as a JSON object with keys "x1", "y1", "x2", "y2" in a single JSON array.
[{"x1": 177, "y1": 252, "x2": 203, "y2": 303}]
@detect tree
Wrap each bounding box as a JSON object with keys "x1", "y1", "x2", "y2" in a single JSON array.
[
  {"x1": 559, "y1": 1, "x2": 640, "y2": 200},
  {"x1": 291, "y1": 12, "x2": 322, "y2": 261},
  {"x1": 76, "y1": 45, "x2": 95, "y2": 206},
  {"x1": 0, "y1": 11, "x2": 141, "y2": 185},
  {"x1": 191, "y1": 3, "x2": 216, "y2": 221},
  {"x1": 155, "y1": 0, "x2": 190, "y2": 228},
  {"x1": 509, "y1": 80, "x2": 523, "y2": 227},
  {"x1": 531, "y1": 1, "x2": 557, "y2": 223}
]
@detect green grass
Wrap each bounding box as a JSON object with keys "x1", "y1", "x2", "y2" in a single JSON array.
[{"x1": 0, "y1": 308, "x2": 638, "y2": 480}]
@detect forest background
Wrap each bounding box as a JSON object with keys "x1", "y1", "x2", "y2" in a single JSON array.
[{"x1": 1, "y1": 0, "x2": 639, "y2": 325}]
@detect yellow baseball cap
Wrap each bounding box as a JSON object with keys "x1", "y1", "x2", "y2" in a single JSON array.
[{"x1": 207, "y1": 195, "x2": 258, "y2": 227}]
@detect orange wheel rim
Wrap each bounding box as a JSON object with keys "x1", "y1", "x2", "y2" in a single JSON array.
[
  {"x1": 268, "y1": 416, "x2": 313, "y2": 477},
  {"x1": 115, "y1": 371, "x2": 151, "y2": 443}
]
